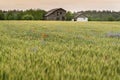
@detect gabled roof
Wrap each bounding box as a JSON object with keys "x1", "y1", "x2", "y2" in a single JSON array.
[
  {"x1": 45, "y1": 8, "x2": 66, "y2": 16},
  {"x1": 74, "y1": 12, "x2": 87, "y2": 19}
]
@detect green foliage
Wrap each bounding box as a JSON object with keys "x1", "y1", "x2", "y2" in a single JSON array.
[
  {"x1": 66, "y1": 11, "x2": 75, "y2": 21},
  {"x1": 108, "y1": 16, "x2": 115, "y2": 21},
  {"x1": 0, "y1": 21, "x2": 120, "y2": 80},
  {"x1": 25, "y1": 9, "x2": 46, "y2": 20},
  {"x1": 0, "y1": 11, "x2": 4, "y2": 20},
  {"x1": 82, "y1": 10, "x2": 120, "y2": 21},
  {"x1": 117, "y1": 17, "x2": 120, "y2": 21},
  {"x1": 22, "y1": 14, "x2": 34, "y2": 20},
  {"x1": 7, "y1": 15, "x2": 14, "y2": 20},
  {"x1": 0, "y1": 9, "x2": 46, "y2": 20}
]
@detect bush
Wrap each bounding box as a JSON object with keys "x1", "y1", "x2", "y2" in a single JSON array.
[
  {"x1": 108, "y1": 17, "x2": 115, "y2": 21},
  {"x1": 117, "y1": 17, "x2": 120, "y2": 21},
  {"x1": 22, "y1": 14, "x2": 34, "y2": 20},
  {"x1": 66, "y1": 11, "x2": 75, "y2": 21},
  {"x1": 0, "y1": 13, "x2": 4, "y2": 20}
]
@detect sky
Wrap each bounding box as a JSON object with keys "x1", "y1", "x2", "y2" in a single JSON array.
[{"x1": 0, "y1": 0, "x2": 120, "y2": 11}]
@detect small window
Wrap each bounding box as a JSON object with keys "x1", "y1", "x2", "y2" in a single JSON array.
[
  {"x1": 60, "y1": 12, "x2": 62, "y2": 14},
  {"x1": 57, "y1": 12, "x2": 59, "y2": 16}
]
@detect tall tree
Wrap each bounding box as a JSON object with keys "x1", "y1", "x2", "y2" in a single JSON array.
[
  {"x1": 66, "y1": 11, "x2": 75, "y2": 21},
  {"x1": 0, "y1": 11, "x2": 4, "y2": 20}
]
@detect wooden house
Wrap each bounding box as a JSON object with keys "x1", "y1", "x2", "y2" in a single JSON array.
[
  {"x1": 45, "y1": 8, "x2": 66, "y2": 20},
  {"x1": 73, "y1": 12, "x2": 88, "y2": 22}
]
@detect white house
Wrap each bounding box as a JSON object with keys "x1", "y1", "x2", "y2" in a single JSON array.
[{"x1": 73, "y1": 12, "x2": 88, "y2": 22}]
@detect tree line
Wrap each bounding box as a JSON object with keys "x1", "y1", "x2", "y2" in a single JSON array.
[
  {"x1": 81, "y1": 10, "x2": 120, "y2": 21},
  {"x1": 0, "y1": 9, "x2": 120, "y2": 21},
  {"x1": 0, "y1": 9, "x2": 46, "y2": 20}
]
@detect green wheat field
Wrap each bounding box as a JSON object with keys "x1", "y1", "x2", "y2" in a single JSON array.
[{"x1": 0, "y1": 21, "x2": 120, "y2": 80}]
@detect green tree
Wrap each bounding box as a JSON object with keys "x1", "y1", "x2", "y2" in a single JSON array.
[
  {"x1": 22, "y1": 14, "x2": 34, "y2": 20},
  {"x1": 66, "y1": 11, "x2": 75, "y2": 21},
  {"x1": 108, "y1": 16, "x2": 115, "y2": 21},
  {"x1": 7, "y1": 15, "x2": 14, "y2": 20},
  {"x1": 117, "y1": 17, "x2": 120, "y2": 21},
  {"x1": 0, "y1": 11, "x2": 4, "y2": 20},
  {"x1": 23, "y1": 9, "x2": 46, "y2": 20},
  {"x1": 33, "y1": 9, "x2": 46, "y2": 20}
]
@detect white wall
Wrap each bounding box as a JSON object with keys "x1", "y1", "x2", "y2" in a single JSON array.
[{"x1": 76, "y1": 17, "x2": 88, "y2": 22}]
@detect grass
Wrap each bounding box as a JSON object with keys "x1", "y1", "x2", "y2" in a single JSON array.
[{"x1": 0, "y1": 21, "x2": 120, "y2": 80}]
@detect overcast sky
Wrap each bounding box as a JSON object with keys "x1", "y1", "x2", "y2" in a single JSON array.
[{"x1": 0, "y1": 0, "x2": 120, "y2": 11}]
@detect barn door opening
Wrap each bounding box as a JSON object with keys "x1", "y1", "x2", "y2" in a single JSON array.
[
  {"x1": 56, "y1": 17, "x2": 60, "y2": 20},
  {"x1": 62, "y1": 17, "x2": 65, "y2": 20}
]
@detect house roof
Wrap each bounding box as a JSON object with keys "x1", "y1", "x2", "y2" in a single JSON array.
[
  {"x1": 74, "y1": 12, "x2": 87, "y2": 19},
  {"x1": 45, "y1": 8, "x2": 66, "y2": 16}
]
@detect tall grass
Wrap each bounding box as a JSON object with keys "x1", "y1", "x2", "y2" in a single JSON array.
[{"x1": 0, "y1": 21, "x2": 120, "y2": 80}]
